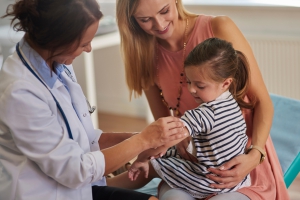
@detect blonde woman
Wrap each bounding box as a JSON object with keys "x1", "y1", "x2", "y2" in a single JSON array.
[{"x1": 114, "y1": 0, "x2": 289, "y2": 199}]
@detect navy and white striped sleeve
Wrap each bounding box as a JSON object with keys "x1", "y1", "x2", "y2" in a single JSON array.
[{"x1": 181, "y1": 105, "x2": 215, "y2": 137}]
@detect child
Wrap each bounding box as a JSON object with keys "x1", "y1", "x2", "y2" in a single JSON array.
[{"x1": 126, "y1": 38, "x2": 255, "y2": 199}]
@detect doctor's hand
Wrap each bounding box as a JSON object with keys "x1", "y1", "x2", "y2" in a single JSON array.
[
  {"x1": 206, "y1": 151, "x2": 260, "y2": 189},
  {"x1": 139, "y1": 116, "x2": 187, "y2": 150}
]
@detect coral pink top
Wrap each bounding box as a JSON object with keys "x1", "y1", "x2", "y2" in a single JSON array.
[{"x1": 155, "y1": 15, "x2": 289, "y2": 200}]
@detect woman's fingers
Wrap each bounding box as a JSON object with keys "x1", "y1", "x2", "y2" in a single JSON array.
[
  {"x1": 207, "y1": 154, "x2": 256, "y2": 189},
  {"x1": 208, "y1": 176, "x2": 238, "y2": 189},
  {"x1": 206, "y1": 168, "x2": 240, "y2": 189},
  {"x1": 208, "y1": 157, "x2": 239, "y2": 176}
]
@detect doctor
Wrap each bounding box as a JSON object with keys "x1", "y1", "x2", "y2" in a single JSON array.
[{"x1": 0, "y1": 0, "x2": 187, "y2": 200}]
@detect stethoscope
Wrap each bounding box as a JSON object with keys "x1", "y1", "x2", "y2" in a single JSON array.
[{"x1": 16, "y1": 43, "x2": 96, "y2": 140}]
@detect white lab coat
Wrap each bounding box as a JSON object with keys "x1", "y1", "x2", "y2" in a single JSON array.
[{"x1": 0, "y1": 44, "x2": 106, "y2": 200}]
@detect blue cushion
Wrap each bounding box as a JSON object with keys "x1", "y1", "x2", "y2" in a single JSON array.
[
  {"x1": 135, "y1": 178, "x2": 161, "y2": 196},
  {"x1": 270, "y1": 93, "x2": 300, "y2": 187}
]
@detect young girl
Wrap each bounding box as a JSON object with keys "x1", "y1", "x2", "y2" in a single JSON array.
[{"x1": 114, "y1": 38, "x2": 256, "y2": 199}]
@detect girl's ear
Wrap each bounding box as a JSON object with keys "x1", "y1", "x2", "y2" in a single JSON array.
[{"x1": 222, "y1": 78, "x2": 233, "y2": 90}]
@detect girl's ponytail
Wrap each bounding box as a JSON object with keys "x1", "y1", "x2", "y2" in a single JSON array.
[{"x1": 230, "y1": 50, "x2": 255, "y2": 109}]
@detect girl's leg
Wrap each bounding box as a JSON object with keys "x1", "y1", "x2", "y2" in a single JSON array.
[
  {"x1": 106, "y1": 162, "x2": 159, "y2": 190},
  {"x1": 209, "y1": 192, "x2": 250, "y2": 200},
  {"x1": 158, "y1": 181, "x2": 195, "y2": 200},
  {"x1": 92, "y1": 186, "x2": 157, "y2": 200}
]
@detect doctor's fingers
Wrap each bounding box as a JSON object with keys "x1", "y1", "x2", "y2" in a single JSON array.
[
  {"x1": 143, "y1": 116, "x2": 183, "y2": 135},
  {"x1": 155, "y1": 116, "x2": 186, "y2": 133},
  {"x1": 153, "y1": 127, "x2": 187, "y2": 148},
  {"x1": 140, "y1": 119, "x2": 185, "y2": 146},
  {"x1": 155, "y1": 116, "x2": 183, "y2": 126}
]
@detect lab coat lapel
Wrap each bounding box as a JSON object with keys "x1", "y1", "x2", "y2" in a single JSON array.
[{"x1": 60, "y1": 70, "x2": 96, "y2": 144}]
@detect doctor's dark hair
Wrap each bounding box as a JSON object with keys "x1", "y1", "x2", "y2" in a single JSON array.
[
  {"x1": 2, "y1": 0, "x2": 102, "y2": 67},
  {"x1": 184, "y1": 37, "x2": 255, "y2": 109}
]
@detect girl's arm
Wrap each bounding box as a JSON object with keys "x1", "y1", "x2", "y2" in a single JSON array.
[{"x1": 207, "y1": 16, "x2": 274, "y2": 189}]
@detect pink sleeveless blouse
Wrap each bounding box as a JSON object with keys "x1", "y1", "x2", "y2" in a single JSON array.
[
  {"x1": 155, "y1": 15, "x2": 213, "y2": 116},
  {"x1": 154, "y1": 15, "x2": 289, "y2": 200}
]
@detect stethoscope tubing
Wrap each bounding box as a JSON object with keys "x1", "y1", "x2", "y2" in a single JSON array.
[{"x1": 16, "y1": 43, "x2": 74, "y2": 140}]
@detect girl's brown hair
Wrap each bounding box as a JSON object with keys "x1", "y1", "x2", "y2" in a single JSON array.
[
  {"x1": 184, "y1": 37, "x2": 255, "y2": 109},
  {"x1": 116, "y1": 0, "x2": 197, "y2": 98},
  {"x1": 2, "y1": 0, "x2": 102, "y2": 69}
]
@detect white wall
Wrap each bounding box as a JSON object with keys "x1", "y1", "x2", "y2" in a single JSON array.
[
  {"x1": 183, "y1": 4, "x2": 300, "y2": 37},
  {"x1": 0, "y1": 0, "x2": 13, "y2": 26}
]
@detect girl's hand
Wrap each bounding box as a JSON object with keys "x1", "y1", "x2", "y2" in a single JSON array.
[
  {"x1": 128, "y1": 160, "x2": 150, "y2": 181},
  {"x1": 176, "y1": 136, "x2": 198, "y2": 162},
  {"x1": 207, "y1": 151, "x2": 260, "y2": 188}
]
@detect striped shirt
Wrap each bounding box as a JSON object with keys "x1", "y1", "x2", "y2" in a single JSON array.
[{"x1": 151, "y1": 91, "x2": 251, "y2": 198}]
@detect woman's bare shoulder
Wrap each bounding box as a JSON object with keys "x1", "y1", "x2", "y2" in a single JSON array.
[{"x1": 210, "y1": 15, "x2": 238, "y2": 37}]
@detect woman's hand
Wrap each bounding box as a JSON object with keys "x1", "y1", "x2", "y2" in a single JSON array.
[
  {"x1": 139, "y1": 116, "x2": 187, "y2": 150},
  {"x1": 175, "y1": 136, "x2": 198, "y2": 162},
  {"x1": 207, "y1": 150, "x2": 260, "y2": 189}
]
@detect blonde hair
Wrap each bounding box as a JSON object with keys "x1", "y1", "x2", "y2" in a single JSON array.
[{"x1": 116, "y1": 0, "x2": 196, "y2": 98}]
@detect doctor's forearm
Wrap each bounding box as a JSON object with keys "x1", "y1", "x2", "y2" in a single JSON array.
[
  {"x1": 101, "y1": 133, "x2": 189, "y2": 175},
  {"x1": 101, "y1": 134, "x2": 148, "y2": 175},
  {"x1": 99, "y1": 132, "x2": 135, "y2": 149}
]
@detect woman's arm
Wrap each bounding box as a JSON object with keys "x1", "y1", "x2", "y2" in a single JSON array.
[
  {"x1": 208, "y1": 16, "x2": 274, "y2": 188},
  {"x1": 144, "y1": 84, "x2": 170, "y2": 120},
  {"x1": 99, "y1": 117, "x2": 187, "y2": 175}
]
